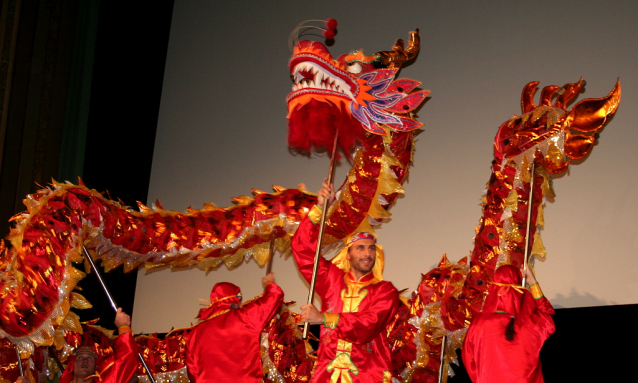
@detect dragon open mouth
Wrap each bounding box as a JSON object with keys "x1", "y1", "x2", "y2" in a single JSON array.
[{"x1": 288, "y1": 56, "x2": 356, "y2": 102}]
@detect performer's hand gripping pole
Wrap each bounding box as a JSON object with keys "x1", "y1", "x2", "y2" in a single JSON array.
[
  {"x1": 302, "y1": 132, "x2": 340, "y2": 339},
  {"x1": 522, "y1": 162, "x2": 536, "y2": 287},
  {"x1": 82, "y1": 246, "x2": 157, "y2": 383}
]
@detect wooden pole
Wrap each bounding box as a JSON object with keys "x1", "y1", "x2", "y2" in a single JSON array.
[
  {"x1": 522, "y1": 161, "x2": 536, "y2": 287},
  {"x1": 438, "y1": 335, "x2": 447, "y2": 383},
  {"x1": 302, "y1": 132, "x2": 340, "y2": 339}
]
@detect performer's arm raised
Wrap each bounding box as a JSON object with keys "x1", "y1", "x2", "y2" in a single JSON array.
[
  {"x1": 525, "y1": 264, "x2": 555, "y2": 338},
  {"x1": 291, "y1": 179, "x2": 336, "y2": 296},
  {"x1": 111, "y1": 308, "x2": 140, "y2": 383},
  {"x1": 242, "y1": 272, "x2": 284, "y2": 332}
]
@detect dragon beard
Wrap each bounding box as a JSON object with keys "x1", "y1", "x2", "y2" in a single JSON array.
[{"x1": 288, "y1": 99, "x2": 366, "y2": 159}]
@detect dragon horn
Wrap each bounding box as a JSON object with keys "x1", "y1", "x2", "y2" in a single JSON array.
[
  {"x1": 539, "y1": 85, "x2": 561, "y2": 106},
  {"x1": 554, "y1": 77, "x2": 584, "y2": 109},
  {"x1": 375, "y1": 29, "x2": 420, "y2": 69},
  {"x1": 566, "y1": 79, "x2": 621, "y2": 132},
  {"x1": 521, "y1": 81, "x2": 539, "y2": 114}
]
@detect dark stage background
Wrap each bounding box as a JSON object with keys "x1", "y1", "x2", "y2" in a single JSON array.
[
  {"x1": 448, "y1": 303, "x2": 638, "y2": 382},
  {"x1": 0, "y1": 0, "x2": 173, "y2": 328}
]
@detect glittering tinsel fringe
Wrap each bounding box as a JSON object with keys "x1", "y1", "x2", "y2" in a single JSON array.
[
  {"x1": 261, "y1": 332, "x2": 286, "y2": 383},
  {"x1": 495, "y1": 130, "x2": 562, "y2": 268},
  {"x1": 0, "y1": 230, "x2": 83, "y2": 357},
  {"x1": 137, "y1": 367, "x2": 190, "y2": 383},
  {"x1": 399, "y1": 302, "x2": 467, "y2": 382},
  {"x1": 85, "y1": 215, "x2": 301, "y2": 272}
]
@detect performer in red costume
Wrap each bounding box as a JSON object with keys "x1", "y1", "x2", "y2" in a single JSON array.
[
  {"x1": 185, "y1": 272, "x2": 284, "y2": 382},
  {"x1": 462, "y1": 263, "x2": 555, "y2": 383},
  {"x1": 59, "y1": 308, "x2": 139, "y2": 383},
  {"x1": 293, "y1": 180, "x2": 399, "y2": 383}
]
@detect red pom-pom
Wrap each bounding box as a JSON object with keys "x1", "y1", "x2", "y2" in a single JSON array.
[
  {"x1": 326, "y1": 18, "x2": 338, "y2": 29},
  {"x1": 323, "y1": 29, "x2": 336, "y2": 39}
]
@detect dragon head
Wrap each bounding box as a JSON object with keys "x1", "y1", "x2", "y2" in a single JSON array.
[
  {"x1": 494, "y1": 79, "x2": 621, "y2": 173},
  {"x1": 287, "y1": 29, "x2": 429, "y2": 157}
]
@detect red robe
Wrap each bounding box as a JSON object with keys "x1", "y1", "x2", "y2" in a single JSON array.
[
  {"x1": 184, "y1": 283, "x2": 284, "y2": 382},
  {"x1": 462, "y1": 266, "x2": 555, "y2": 383},
  {"x1": 292, "y1": 216, "x2": 399, "y2": 383},
  {"x1": 59, "y1": 332, "x2": 139, "y2": 383}
]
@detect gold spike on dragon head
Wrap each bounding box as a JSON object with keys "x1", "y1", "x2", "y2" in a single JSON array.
[{"x1": 495, "y1": 78, "x2": 620, "y2": 173}]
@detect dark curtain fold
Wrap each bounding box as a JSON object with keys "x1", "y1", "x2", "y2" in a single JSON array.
[{"x1": 0, "y1": 0, "x2": 174, "y2": 328}]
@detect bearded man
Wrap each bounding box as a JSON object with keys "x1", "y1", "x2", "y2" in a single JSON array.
[{"x1": 293, "y1": 180, "x2": 399, "y2": 383}]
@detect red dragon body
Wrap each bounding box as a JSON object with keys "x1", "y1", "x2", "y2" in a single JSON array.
[
  {"x1": 388, "y1": 78, "x2": 620, "y2": 382},
  {"x1": 0, "y1": 28, "x2": 428, "y2": 382},
  {"x1": 0, "y1": 24, "x2": 621, "y2": 383}
]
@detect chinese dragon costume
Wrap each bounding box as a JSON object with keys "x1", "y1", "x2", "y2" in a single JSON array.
[
  {"x1": 0, "y1": 20, "x2": 621, "y2": 383},
  {"x1": 387, "y1": 77, "x2": 620, "y2": 382}
]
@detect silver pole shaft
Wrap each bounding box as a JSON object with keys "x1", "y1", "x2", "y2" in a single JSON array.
[
  {"x1": 82, "y1": 247, "x2": 117, "y2": 311},
  {"x1": 15, "y1": 346, "x2": 24, "y2": 376},
  {"x1": 82, "y1": 246, "x2": 157, "y2": 383}
]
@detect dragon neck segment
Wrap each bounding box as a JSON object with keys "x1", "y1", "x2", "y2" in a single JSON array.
[{"x1": 475, "y1": 79, "x2": 620, "y2": 273}]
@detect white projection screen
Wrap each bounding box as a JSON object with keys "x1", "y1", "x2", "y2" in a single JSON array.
[{"x1": 132, "y1": 1, "x2": 638, "y2": 333}]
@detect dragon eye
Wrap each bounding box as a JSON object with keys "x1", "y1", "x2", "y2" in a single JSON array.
[{"x1": 347, "y1": 62, "x2": 362, "y2": 74}]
